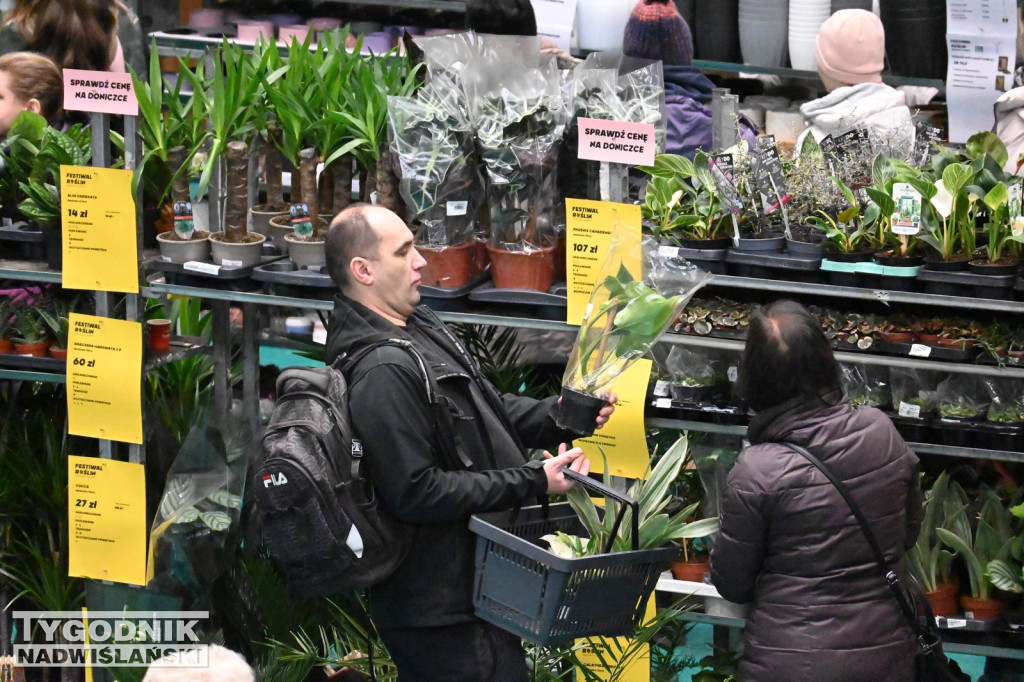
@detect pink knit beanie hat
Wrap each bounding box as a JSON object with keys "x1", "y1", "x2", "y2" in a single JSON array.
[{"x1": 815, "y1": 9, "x2": 885, "y2": 86}]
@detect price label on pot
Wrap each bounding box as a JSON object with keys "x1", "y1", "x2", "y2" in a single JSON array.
[
  {"x1": 68, "y1": 456, "x2": 147, "y2": 585},
  {"x1": 64, "y1": 69, "x2": 138, "y2": 116},
  {"x1": 565, "y1": 199, "x2": 641, "y2": 325},
  {"x1": 891, "y1": 183, "x2": 922, "y2": 235},
  {"x1": 577, "y1": 118, "x2": 656, "y2": 166},
  {"x1": 909, "y1": 343, "x2": 932, "y2": 358},
  {"x1": 61, "y1": 166, "x2": 138, "y2": 293},
  {"x1": 446, "y1": 200, "x2": 468, "y2": 216},
  {"x1": 577, "y1": 359, "x2": 652, "y2": 480},
  {"x1": 898, "y1": 401, "x2": 922, "y2": 419},
  {"x1": 67, "y1": 313, "x2": 143, "y2": 444}
]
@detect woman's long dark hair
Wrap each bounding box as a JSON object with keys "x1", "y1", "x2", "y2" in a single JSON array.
[
  {"x1": 6, "y1": 0, "x2": 117, "y2": 71},
  {"x1": 735, "y1": 300, "x2": 841, "y2": 412}
]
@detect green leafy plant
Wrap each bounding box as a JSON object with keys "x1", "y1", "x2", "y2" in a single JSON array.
[
  {"x1": 808, "y1": 176, "x2": 873, "y2": 254},
  {"x1": 545, "y1": 434, "x2": 719, "y2": 557},
  {"x1": 936, "y1": 487, "x2": 1017, "y2": 600},
  {"x1": 921, "y1": 161, "x2": 977, "y2": 262},
  {"x1": 637, "y1": 153, "x2": 726, "y2": 243},
  {"x1": 0, "y1": 297, "x2": 16, "y2": 341},
  {"x1": 10, "y1": 304, "x2": 47, "y2": 345},
  {"x1": 907, "y1": 471, "x2": 969, "y2": 592},
  {"x1": 37, "y1": 294, "x2": 78, "y2": 350},
  {"x1": 0, "y1": 111, "x2": 91, "y2": 225},
  {"x1": 978, "y1": 181, "x2": 1024, "y2": 263},
  {"x1": 987, "y1": 500, "x2": 1024, "y2": 594}
]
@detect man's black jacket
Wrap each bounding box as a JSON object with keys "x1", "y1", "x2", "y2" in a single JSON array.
[{"x1": 325, "y1": 294, "x2": 574, "y2": 630}]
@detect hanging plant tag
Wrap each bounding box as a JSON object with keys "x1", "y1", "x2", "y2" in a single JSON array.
[
  {"x1": 653, "y1": 380, "x2": 670, "y2": 397},
  {"x1": 913, "y1": 125, "x2": 944, "y2": 167},
  {"x1": 1009, "y1": 179, "x2": 1023, "y2": 218},
  {"x1": 820, "y1": 134, "x2": 839, "y2": 175},
  {"x1": 173, "y1": 201, "x2": 194, "y2": 239},
  {"x1": 890, "y1": 183, "x2": 923, "y2": 235},
  {"x1": 754, "y1": 136, "x2": 790, "y2": 215},
  {"x1": 290, "y1": 204, "x2": 313, "y2": 238}
]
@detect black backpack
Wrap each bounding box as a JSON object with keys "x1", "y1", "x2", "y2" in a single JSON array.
[{"x1": 253, "y1": 339, "x2": 443, "y2": 597}]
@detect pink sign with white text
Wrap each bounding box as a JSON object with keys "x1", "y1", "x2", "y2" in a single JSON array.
[
  {"x1": 577, "y1": 118, "x2": 656, "y2": 166},
  {"x1": 64, "y1": 69, "x2": 138, "y2": 116}
]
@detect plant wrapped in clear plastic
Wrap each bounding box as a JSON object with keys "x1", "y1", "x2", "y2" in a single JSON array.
[
  {"x1": 387, "y1": 75, "x2": 484, "y2": 252},
  {"x1": 558, "y1": 226, "x2": 711, "y2": 435},
  {"x1": 464, "y1": 35, "x2": 568, "y2": 253},
  {"x1": 561, "y1": 53, "x2": 666, "y2": 202}
]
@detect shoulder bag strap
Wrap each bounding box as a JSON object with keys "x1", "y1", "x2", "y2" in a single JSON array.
[{"x1": 782, "y1": 441, "x2": 930, "y2": 640}]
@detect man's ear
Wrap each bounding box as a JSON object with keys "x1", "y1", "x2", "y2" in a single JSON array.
[
  {"x1": 26, "y1": 99, "x2": 41, "y2": 115},
  {"x1": 350, "y1": 257, "x2": 374, "y2": 286}
]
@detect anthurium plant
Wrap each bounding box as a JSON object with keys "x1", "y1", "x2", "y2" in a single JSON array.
[
  {"x1": 562, "y1": 228, "x2": 711, "y2": 397},
  {"x1": 637, "y1": 153, "x2": 727, "y2": 243}
]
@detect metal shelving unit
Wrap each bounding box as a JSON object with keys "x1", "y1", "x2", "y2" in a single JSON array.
[
  {"x1": 657, "y1": 575, "x2": 1024, "y2": 660},
  {"x1": 0, "y1": 260, "x2": 62, "y2": 284},
  {"x1": 692, "y1": 60, "x2": 945, "y2": 92}
]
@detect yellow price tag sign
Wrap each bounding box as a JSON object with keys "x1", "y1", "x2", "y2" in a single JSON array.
[
  {"x1": 575, "y1": 597, "x2": 656, "y2": 681},
  {"x1": 68, "y1": 456, "x2": 147, "y2": 585},
  {"x1": 61, "y1": 165, "x2": 138, "y2": 293},
  {"x1": 578, "y1": 358, "x2": 652, "y2": 479},
  {"x1": 67, "y1": 313, "x2": 142, "y2": 444},
  {"x1": 566, "y1": 199, "x2": 641, "y2": 326}
]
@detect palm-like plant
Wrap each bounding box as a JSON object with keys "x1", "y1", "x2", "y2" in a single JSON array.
[
  {"x1": 325, "y1": 43, "x2": 421, "y2": 214},
  {"x1": 907, "y1": 471, "x2": 969, "y2": 593}
]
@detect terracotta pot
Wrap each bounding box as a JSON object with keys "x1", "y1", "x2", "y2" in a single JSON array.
[
  {"x1": 879, "y1": 331, "x2": 915, "y2": 344},
  {"x1": 0, "y1": 339, "x2": 11, "y2": 353},
  {"x1": 49, "y1": 347, "x2": 67, "y2": 361},
  {"x1": 487, "y1": 245, "x2": 557, "y2": 291},
  {"x1": 925, "y1": 582, "x2": 958, "y2": 618},
  {"x1": 418, "y1": 241, "x2": 476, "y2": 289},
  {"x1": 960, "y1": 595, "x2": 1004, "y2": 621},
  {"x1": 554, "y1": 235, "x2": 566, "y2": 279},
  {"x1": 14, "y1": 341, "x2": 49, "y2": 357},
  {"x1": 470, "y1": 239, "x2": 490, "y2": 277},
  {"x1": 916, "y1": 333, "x2": 943, "y2": 346},
  {"x1": 670, "y1": 558, "x2": 710, "y2": 583},
  {"x1": 936, "y1": 337, "x2": 976, "y2": 351}
]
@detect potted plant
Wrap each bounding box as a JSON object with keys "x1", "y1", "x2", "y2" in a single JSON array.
[
  {"x1": 936, "y1": 487, "x2": 1017, "y2": 621},
  {"x1": 37, "y1": 294, "x2": 77, "y2": 361},
  {"x1": 987, "y1": 501, "x2": 1024, "y2": 609},
  {"x1": 0, "y1": 111, "x2": 91, "y2": 269},
  {"x1": 545, "y1": 434, "x2": 720, "y2": 559},
  {"x1": 920, "y1": 161, "x2": 977, "y2": 270},
  {"x1": 907, "y1": 471, "x2": 969, "y2": 617},
  {"x1": 10, "y1": 304, "x2": 49, "y2": 357},
  {"x1": 559, "y1": 230, "x2": 712, "y2": 436},
  {"x1": 325, "y1": 39, "x2": 421, "y2": 217},
  {"x1": 0, "y1": 298, "x2": 14, "y2": 353},
  {"x1": 387, "y1": 80, "x2": 484, "y2": 288},
  {"x1": 155, "y1": 144, "x2": 211, "y2": 264},
  {"x1": 970, "y1": 181, "x2": 1024, "y2": 275},
  {"x1": 181, "y1": 40, "x2": 268, "y2": 267}
]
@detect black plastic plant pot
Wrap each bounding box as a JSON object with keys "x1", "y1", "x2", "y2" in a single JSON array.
[
  {"x1": 874, "y1": 251, "x2": 924, "y2": 267},
  {"x1": 681, "y1": 237, "x2": 732, "y2": 250},
  {"x1": 556, "y1": 387, "x2": 608, "y2": 438},
  {"x1": 670, "y1": 384, "x2": 715, "y2": 404},
  {"x1": 967, "y1": 259, "x2": 1020, "y2": 276},
  {"x1": 924, "y1": 258, "x2": 969, "y2": 272},
  {"x1": 786, "y1": 236, "x2": 825, "y2": 257},
  {"x1": 879, "y1": 275, "x2": 918, "y2": 292},
  {"x1": 735, "y1": 234, "x2": 785, "y2": 252}
]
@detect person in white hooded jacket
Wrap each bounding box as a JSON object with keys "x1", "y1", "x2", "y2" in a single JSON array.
[
  {"x1": 994, "y1": 86, "x2": 1024, "y2": 175},
  {"x1": 797, "y1": 9, "x2": 915, "y2": 159}
]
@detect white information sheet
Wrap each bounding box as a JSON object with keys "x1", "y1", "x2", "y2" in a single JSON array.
[
  {"x1": 531, "y1": 0, "x2": 578, "y2": 53},
  {"x1": 946, "y1": 0, "x2": 1018, "y2": 143}
]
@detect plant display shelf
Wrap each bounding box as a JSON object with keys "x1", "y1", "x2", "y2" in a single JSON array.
[
  {"x1": 655, "y1": 575, "x2": 1024, "y2": 662},
  {"x1": 0, "y1": 260, "x2": 62, "y2": 283},
  {"x1": 644, "y1": 418, "x2": 1024, "y2": 465},
  {"x1": 690, "y1": 60, "x2": 945, "y2": 91},
  {"x1": 705, "y1": 275, "x2": 1024, "y2": 315}
]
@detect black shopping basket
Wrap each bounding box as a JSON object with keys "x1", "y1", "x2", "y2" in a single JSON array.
[{"x1": 469, "y1": 469, "x2": 678, "y2": 646}]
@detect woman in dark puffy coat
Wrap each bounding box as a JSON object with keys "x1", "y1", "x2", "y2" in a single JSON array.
[{"x1": 710, "y1": 300, "x2": 923, "y2": 682}]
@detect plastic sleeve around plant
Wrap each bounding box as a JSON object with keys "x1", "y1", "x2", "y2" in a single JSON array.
[
  {"x1": 889, "y1": 367, "x2": 946, "y2": 415},
  {"x1": 665, "y1": 346, "x2": 716, "y2": 386},
  {"x1": 982, "y1": 377, "x2": 1024, "y2": 423},
  {"x1": 386, "y1": 85, "x2": 481, "y2": 248},
  {"x1": 936, "y1": 374, "x2": 990, "y2": 419},
  {"x1": 561, "y1": 231, "x2": 712, "y2": 395}
]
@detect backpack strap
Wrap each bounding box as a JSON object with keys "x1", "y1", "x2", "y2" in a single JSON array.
[{"x1": 338, "y1": 339, "x2": 472, "y2": 470}]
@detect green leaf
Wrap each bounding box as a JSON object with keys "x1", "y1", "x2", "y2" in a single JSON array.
[
  {"x1": 966, "y1": 131, "x2": 1009, "y2": 168},
  {"x1": 942, "y1": 163, "x2": 975, "y2": 196},
  {"x1": 986, "y1": 559, "x2": 1023, "y2": 593}
]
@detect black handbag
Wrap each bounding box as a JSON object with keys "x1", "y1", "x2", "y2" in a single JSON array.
[{"x1": 783, "y1": 442, "x2": 970, "y2": 682}]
